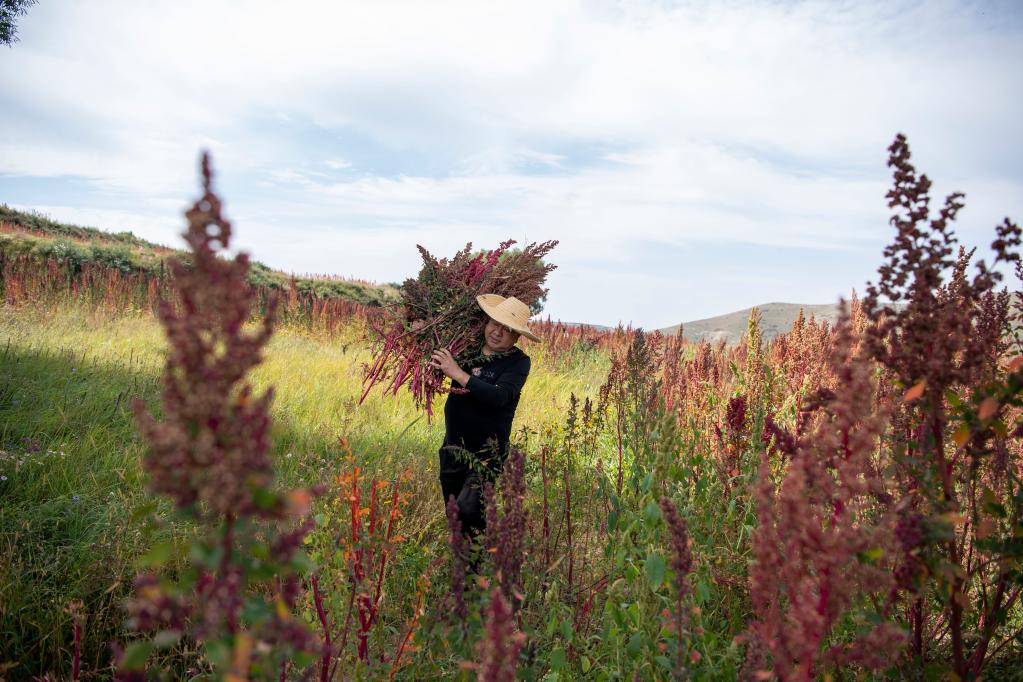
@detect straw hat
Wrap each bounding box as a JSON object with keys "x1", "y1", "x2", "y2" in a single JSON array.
[{"x1": 476, "y1": 294, "x2": 541, "y2": 343}]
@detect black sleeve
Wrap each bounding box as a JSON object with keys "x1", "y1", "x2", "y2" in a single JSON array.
[{"x1": 465, "y1": 356, "x2": 531, "y2": 408}]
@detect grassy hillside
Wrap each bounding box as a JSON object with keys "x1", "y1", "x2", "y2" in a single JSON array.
[{"x1": 0, "y1": 205, "x2": 400, "y2": 307}]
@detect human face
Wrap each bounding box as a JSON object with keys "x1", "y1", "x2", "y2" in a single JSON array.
[{"x1": 484, "y1": 318, "x2": 520, "y2": 354}]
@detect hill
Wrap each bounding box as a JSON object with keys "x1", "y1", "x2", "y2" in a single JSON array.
[
  {"x1": 0, "y1": 205, "x2": 400, "y2": 306},
  {"x1": 661, "y1": 302, "x2": 845, "y2": 344}
]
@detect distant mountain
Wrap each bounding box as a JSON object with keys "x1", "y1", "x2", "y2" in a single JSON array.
[
  {"x1": 659, "y1": 302, "x2": 845, "y2": 345},
  {"x1": 556, "y1": 321, "x2": 614, "y2": 332}
]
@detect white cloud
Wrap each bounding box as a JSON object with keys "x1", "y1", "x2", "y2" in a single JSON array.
[
  {"x1": 324, "y1": 159, "x2": 353, "y2": 170},
  {"x1": 1, "y1": 0, "x2": 1021, "y2": 325}
]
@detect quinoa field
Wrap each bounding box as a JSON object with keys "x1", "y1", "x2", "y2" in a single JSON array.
[{"x1": 2, "y1": 137, "x2": 1023, "y2": 680}]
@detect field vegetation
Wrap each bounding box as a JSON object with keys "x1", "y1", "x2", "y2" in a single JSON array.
[
  {"x1": 1, "y1": 136, "x2": 1022, "y2": 680},
  {"x1": 0, "y1": 205, "x2": 400, "y2": 307}
]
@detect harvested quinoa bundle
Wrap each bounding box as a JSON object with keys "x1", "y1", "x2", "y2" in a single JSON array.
[{"x1": 360, "y1": 239, "x2": 557, "y2": 418}]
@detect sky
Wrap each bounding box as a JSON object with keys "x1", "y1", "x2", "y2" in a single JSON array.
[{"x1": 2, "y1": 0, "x2": 1021, "y2": 329}]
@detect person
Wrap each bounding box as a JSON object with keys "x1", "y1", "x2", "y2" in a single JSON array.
[{"x1": 429, "y1": 294, "x2": 539, "y2": 538}]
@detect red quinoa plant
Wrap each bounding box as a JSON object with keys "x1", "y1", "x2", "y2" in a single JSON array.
[
  {"x1": 475, "y1": 588, "x2": 525, "y2": 682},
  {"x1": 300, "y1": 440, "x2": 417, "y2": 679},
  {"x1": 659, "y1": 497, "x2": 695, "y2": 679},
  {"x1": 121, "y1": 154, "x2": 319, "y2": 678},
  {"x1": 360, "y1": 240, "x2": 557, "y2": 417},
  {"x1": 748, "y1": 307, "x2": 906, "y2": 681},
  {"x1": 483, "y1": 447, "x2": 528, "y2": 610},
  {"x1": 863, "y1": 133, "x2": 1023, "y2": 677}
]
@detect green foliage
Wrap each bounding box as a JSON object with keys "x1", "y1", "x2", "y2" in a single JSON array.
[
  {"x1": 0, "y1": 204, "x2": 399, "y2": 306},
  {"x1": 1, "y1": 204, "x2": 153, "y2": 246},
  {"x1": 0, "y1": 1, "x2": 38, "y2": 47}
]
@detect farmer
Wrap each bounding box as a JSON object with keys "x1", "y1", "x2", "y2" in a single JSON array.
[{"x1": 429, "y1": 294, "x2": 538, "y2": 537}]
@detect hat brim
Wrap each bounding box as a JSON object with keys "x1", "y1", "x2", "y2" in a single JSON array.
[{"x1": 476, "y1": 294, "x2": 541, "y2": 343}]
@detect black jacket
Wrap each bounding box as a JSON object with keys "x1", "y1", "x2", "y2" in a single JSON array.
[{"x1": 439, "y1": 346, "x2": 531, "y2": 475}]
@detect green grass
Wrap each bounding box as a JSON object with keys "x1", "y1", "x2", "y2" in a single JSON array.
[{"x1": 0, "y1": 303, "x2": 607, "y2": 677}]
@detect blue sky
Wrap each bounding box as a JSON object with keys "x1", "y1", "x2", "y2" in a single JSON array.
[{"x1": 2, "y1": 0, "x2": 1021, "y2": 328}]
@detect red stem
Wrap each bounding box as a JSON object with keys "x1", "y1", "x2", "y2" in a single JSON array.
[
  {"x1": 71, "y1": 611, "x2": 81, "y2": 682},
  {"x1": 311, "y1": 574, "x2": 333, "y2": 682}
]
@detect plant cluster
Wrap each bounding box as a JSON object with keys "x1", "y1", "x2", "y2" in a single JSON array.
[
  {"x1": 0, "y1": 205, "x2": 397, "y2": 308},
  {"x1": 861, "y1": 134, "x2": 1023, "y2": 678},
  {"x1": 360, "y1": 239, "x2": 557, "y2": 417},
  {"x1": 120, "y1": 154, "x2": 320, "y2": 678},
  {"x1": 6, "y1": 135, "x2": 1023, "y2": 680}
]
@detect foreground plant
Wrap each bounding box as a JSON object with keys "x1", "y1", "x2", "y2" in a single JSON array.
[
  {"x1": 303, "y1": 445, "x2": 414, "y2": 678},
  {"x1": 864, "y1": 133, "x2": 1023, "y2": 678},
  {"x1": 121, "y1": 153, "x2": 318, "y2": 678},
  {"x1": 748, "y1": 309, "x2": 906, "y2": 680},
  {"x1": 475, "y1": 588, "x2": 525, "y2": 682}
]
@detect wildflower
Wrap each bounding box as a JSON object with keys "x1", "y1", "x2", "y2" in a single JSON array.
[
  {"x1": 476, "y1": 588, "x2": 525, "y2": 682},
  {"x1": 660, "y1": 497, "x2": 694, "y2": 676},
  {"x1": 446, "y1": 495, "x2": 468, "y2": 622},
  {"x1": 1, "y1": 475, "x2": 7, "y2": 481},
  {"x1": 863, "y1": 134, "x2": 1023, "y2": 677},
  {"x1": 72, "y1": 495, "x2": 80, "y2": 502}
]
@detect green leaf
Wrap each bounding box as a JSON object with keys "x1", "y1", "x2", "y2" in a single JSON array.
[
  {"x1": 982, "y1": 487, "x2": 1007, "y2": 518},
  {"x1": 655, "y1": 655, "x2": 672, "y2": 670},
  {"x1": 119, "y1": 641, "x2": 153, "y2": 669},
  {"x1": 614, "y1": 548, "x2": 626, "y2": 571},
  {"x1": 130, "y1": 501, "x2": 159, "y2": 522},
  {"x1": 644, "y1": 501, "x2": 662, "y2": 526},
  {"x1": 189, "y1": 541, "x2": 224, "y2": 570},
  {"x1": 857, "y1": 547, "x2": 884, "y2": 563},
  {"x1": 138, "y1": 540, "x2": 175, "y2": 568},
  {"x1": 252, "y1": 487, "x2": 279, "y2": 511},
  {"x1": 560, "y1": 618, "x2": 574, "y2": 643},
  {"x1": 204, "y1": 639, "x2": 231, "y2": 668},
  {"x1": 626, "y1": 631, "x2": 645, "y2": 658},
  {"x1": 242, "y1": 595, "x2": 274, "y2": 624},
  {"x1": 546, "y1": 614, "x2": 559, "y2": 637},
  {"x1": 581, "y1": 655, "x2": 591, "y2": 673},
  {"x1": 696, "y1": 578, "x2": 711, "y2": 604},
  {"x1": 293, "y1": 651, "x2": 317, "y2": 668},
  {"x1": 645, "y1": 551, "x2": 666, "y2": 591},
  {"x1": 610, "y1": 603, "x2": 626, "y2": 629},
  {"x1": 292, "y1": 552, "x2": 317, "y2": 575},
  {"x1": 550, "y1": 647, "x2": 567, "y2": 670}
]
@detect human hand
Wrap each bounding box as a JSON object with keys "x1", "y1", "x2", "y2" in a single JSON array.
[{"x1": 430, "y1": 348, "x2": 469, "y2": 385}]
